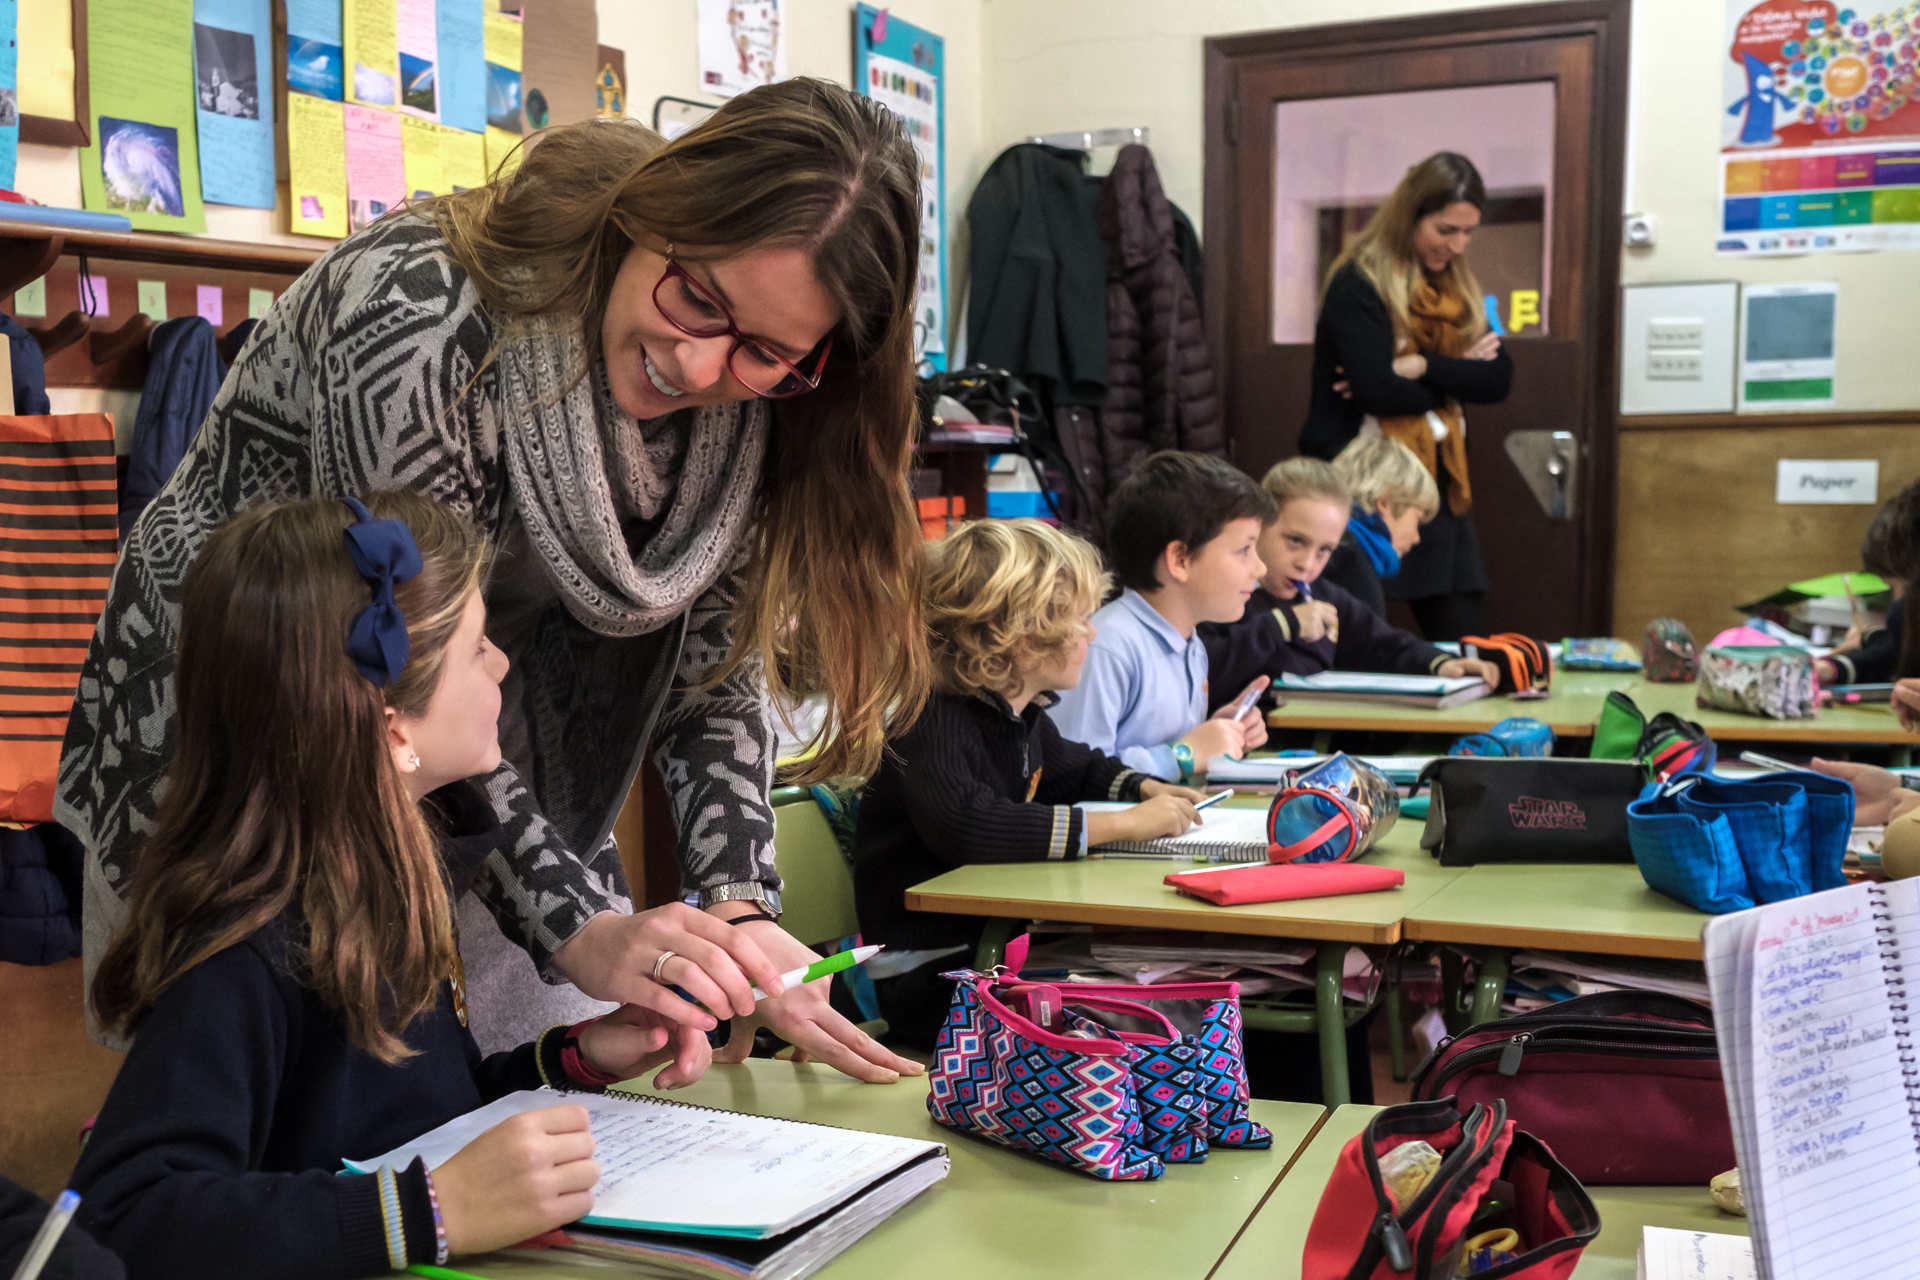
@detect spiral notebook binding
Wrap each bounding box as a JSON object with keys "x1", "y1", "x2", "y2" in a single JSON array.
[{"x1": 1868, "y1": 884, "x2": 1920, "y2": 1139}]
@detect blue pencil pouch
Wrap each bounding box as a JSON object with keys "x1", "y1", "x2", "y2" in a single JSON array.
[{"x1": 1625, "y1": 780, "x2": 1756, "y2": 914}]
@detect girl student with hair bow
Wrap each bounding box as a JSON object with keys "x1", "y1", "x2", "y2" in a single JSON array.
[
  {"x1": 61, "y1": 78, "x2": 929, "y2": 1084},
  {"x1": 72, "y1": 492, "x2": 716, "y2": 1276}
]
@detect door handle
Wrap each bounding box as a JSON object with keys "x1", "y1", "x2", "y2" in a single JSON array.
[{"x1": 1503, "y1": 431, "x2": 1577, "y2": 521}]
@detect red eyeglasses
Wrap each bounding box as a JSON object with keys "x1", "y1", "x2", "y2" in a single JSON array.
[{"x1": 652, "y1": 258, "x2": 833, "y2": 399}]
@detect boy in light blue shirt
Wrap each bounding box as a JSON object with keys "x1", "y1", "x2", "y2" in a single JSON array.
[{"x1": 1052, "y1": 451, "x2": 1277, "y2": 782}]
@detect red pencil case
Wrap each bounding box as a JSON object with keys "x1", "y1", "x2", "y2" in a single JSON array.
[{"x1": 1163, "y1": 862, "x2": 1404, "y2": 905}]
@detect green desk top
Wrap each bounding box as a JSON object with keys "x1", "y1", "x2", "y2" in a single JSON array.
[
  {"x1": 1266, "y1": 672, "x2": 1638, "y2": 738},
  {"x1": 1403, "y1": 861, "x2": 1710, "y2": 960},
  {"x1": 1626, "y1": 678, "x2": 1912, "y2": 744},
  {"x1": 459, "y1": 1059, "x2": 1326, "y2": 1280},
  {"x1": 905, "y1": 823, "x2": 1466, "y2": 945},
  {"x1": 1211, "y1": 1106, "x2": 1749, "y2": 1280}
]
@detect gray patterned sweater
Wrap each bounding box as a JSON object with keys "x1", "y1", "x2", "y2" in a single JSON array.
[{"x1": 55, "y1": 216, "x2": 781, "y2": 980}]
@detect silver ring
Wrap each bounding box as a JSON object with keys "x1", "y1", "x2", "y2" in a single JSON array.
[{"x1": 652, "y1": 950, "x2": 676, "y2": 983}]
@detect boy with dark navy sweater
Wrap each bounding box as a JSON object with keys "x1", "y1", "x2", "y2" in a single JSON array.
[{"x1": 853, "y1": 519, "x2": 1207, "y2": 1048}]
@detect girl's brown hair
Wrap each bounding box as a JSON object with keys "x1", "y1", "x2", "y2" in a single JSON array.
[
  {"x1": 423, "y1": 78, "x2": 928, "y2": 779},
  {"x1": 91, "y1": 491, "x2": 488, "y2": 1062},
  {"x1": 925, "y1": 519, "x2": 1109, "y2": 699},
  {"x1": 1326, "y1": 151, "x2": 1489, "y2": 346}
]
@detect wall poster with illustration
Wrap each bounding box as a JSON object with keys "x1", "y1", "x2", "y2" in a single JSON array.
[
  {"x1": 854, "y1": 4, "x2": 944, "y2": 368},
  {"x1": 1721, "y1": 0, "x2": 1920, "y2": 255}
]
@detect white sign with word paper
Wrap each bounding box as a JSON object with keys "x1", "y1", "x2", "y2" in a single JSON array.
[{"x1": 1776, "y1": 459, "x2": 1878, "y2": 505}]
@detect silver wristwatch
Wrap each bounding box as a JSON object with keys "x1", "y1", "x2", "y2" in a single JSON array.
[{"x1": 697, "y1": 882, "x2": 784, "y2": 916}]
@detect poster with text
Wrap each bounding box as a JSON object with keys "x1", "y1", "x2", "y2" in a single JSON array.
[
  {"x1": 81, "y1": 0, "x2": 206, "y2": 232},
  {"x1": 194, "y1": 0, "x2": 274, "y2": 207},
  {"x1": 855, "y1": 5, "x2": 943, "y2": 364},
  {"x1": 1720, "y1": 0, "x2": 1920, "y2": 254},
  {"x1": 698, "y1": 0, "x2": 781, "y2": 98}
]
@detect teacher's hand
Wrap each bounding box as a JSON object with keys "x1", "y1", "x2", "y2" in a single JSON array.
[
  {"x1": 708, "y1": 912, "x2": 925, "y2": 1084},
  {"x1": 551, "y1": 903, "x2": 787, "y2": 1033},
  {"x1": 1465, "y1": 331, "x2": 1502, "y2": 361}
]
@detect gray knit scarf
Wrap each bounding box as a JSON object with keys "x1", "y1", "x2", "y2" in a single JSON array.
[{"x1": 498, "y1": 314, "x2": 768, "y2": 637}]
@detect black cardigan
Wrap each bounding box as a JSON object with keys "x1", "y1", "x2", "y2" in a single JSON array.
[
  {"x1": 1298, "y1": 263, "x2": 1514, "y2": 461},
  {"x1": 1199, "y1": 581, "x2": 1448, "y2": 711},
  {"x1": 853, "y1": 691, "x2": 1145, "y2": 953},
  {"x1": 1318, "y1": 535, "x2": 1387, "y2": 616},
  {"x1": 1826, "y1": 597, "x2": 1905, "y2": 685},
  {"x1": 68, "y1": 783, "x2": 591, "y2": 1280}
]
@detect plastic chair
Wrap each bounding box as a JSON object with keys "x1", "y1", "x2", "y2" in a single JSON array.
[{"x1": 770, "y1": 786, "x2": 886, "y2": 1039}]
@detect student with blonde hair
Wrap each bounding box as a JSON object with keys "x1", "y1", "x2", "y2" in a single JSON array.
[
  {"x1": 1322, "y1": 434, "x2": 1441, "y2": 615},
  {"x1": 1200, "y1": 457, "x2": 1498, "y2": 704},
  {"x1": 853, "y1": 518, "x2": 1207, "y2": 1048}
]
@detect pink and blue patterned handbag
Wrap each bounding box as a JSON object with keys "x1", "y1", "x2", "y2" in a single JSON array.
[{"x1": 926, "y1": 938, "x2": 1270, "y2": 1180}]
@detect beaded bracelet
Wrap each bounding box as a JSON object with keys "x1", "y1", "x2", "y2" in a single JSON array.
[
  {"x1": 375, "y1": 1164, "x2": 407, "y2": 1270},
  {"x1": 422, "y1": 1166, "x2": 450, "y2": 1265}
]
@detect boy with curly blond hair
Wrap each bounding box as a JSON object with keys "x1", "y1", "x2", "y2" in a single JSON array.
[{"x1": 853, "y1": 518, "x2": 1207, "y2": 1047}]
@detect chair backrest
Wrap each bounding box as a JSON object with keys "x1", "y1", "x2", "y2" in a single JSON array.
[{"x1": 770, "y1": 787, "x2": 860, "y2": 949}]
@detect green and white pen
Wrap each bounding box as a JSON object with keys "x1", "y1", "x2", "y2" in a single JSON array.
[{"x1": 755, "y1": 945, "x2": 884, "y2": 1001}]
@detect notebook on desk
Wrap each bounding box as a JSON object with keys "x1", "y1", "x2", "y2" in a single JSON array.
[
  {"x1": 1082, "y1": 801, "x2": 1272, "y2": 862},
  {"x1": 1275, "y1": 671, "x2": 1493, "y2": 709},
  {"x1": 346, "y1": 1087, "x2": 948, "y2": 1279},
  {"x1": 1703, "y1": 879, "x2": 1920, "y2": 1280}
]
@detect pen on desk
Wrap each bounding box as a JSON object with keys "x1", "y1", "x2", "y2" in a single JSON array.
[
  {"x1": 1195, "y1": 789, "x2": 1234, "y2": 811},
  {"x1": 9, "y1": 1189, "x2": 79, "y2": 1280},
  {"x1": 1738, "y1": 750, "x2": 1798, "y2": 773}
]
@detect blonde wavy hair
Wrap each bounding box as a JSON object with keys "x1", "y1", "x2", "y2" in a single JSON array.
[
  {"x1": 926, "y1": 520, "x2": 1109, "y2": 698},
  {"x1": 1334, "y1": 436, "x2": 1441, "y2": 520}
]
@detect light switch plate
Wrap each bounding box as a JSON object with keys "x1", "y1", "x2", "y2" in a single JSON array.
[
  {"x1": 1648, "y1": 318, "x2": 1704, "y2": 349},
  {"x1": 1621, "y1": 282, "x2": 1738, "y2": 414},
  {"x1": 1648, "y1": 350, "x2": 1703, "y2": 380}
]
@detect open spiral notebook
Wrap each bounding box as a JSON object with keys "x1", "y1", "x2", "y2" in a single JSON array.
[
  {"x1": 1081, "y1": 801, "x2": 1273, "y2": 862},
  {"x1": 1703, "y1": 877, "x2": 1920, "y2": 1280}
]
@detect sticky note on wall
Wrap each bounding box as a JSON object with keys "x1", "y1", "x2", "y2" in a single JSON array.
[
  {"x1": 197, "y1": 285, "x2": 223, "y2": 325},
  {"x1": 248, "y1": 287, "x2": 273, "y2": 319},
  {"x1": 14, "y1": 277, "x2": 44, "y2": 317},
  {"x1": 138, "y1": 280, "x2": 167, "y2": 321}
]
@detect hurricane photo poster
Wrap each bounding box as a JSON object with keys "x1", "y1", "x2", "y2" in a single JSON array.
[{"x1": 1720, "y1": 0, "x2": 1920, "y2": 254}]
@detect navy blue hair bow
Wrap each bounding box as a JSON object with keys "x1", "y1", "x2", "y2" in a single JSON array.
[{"x1": 340, "y1": 496, "x2": 424, "y2": 687}]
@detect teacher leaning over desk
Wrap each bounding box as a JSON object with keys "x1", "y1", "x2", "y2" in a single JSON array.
[
  {"x1": 1298, "y1": 151, "x2": 1513, "y2": 643},
  {"x1": 57, "y1": 79, "x2": 930, "y2": 1084}
]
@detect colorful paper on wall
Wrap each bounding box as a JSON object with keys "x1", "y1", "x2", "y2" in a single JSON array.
[
  {"x1": 1719, "y1": 1, "x2": 1920, "y2": 255},
  {"x1": 18, "y1": 0, "x2": 73, "y2": 120},
  {"x1": 344, "y1": 102, "x2": 402, "y2": 231},
  {"x1": 287, "y1": 90, "x2": 346, "y2": 236},
  {"x1": 518, "y1": 0, "x2": 595, "y2": 130},
  {"x1": 80, "y1": 0, "x2": 207, "y2": 232},
  {"x1": 286, "y1": 0, "x2": 344, "y2": 100},
  {"x1": 13, "y1": 276, "x2": 43, "y2": 316},
  {"x1": 247, "y1": 287, "x2": 273, "y2": 318},
  {"x1": 441, "y1": 122, "x2": 483, "y2": 190},
  {"x1": 344, "y1": 0, "x2": 398, "y2": 107},
  {"x1": 399, "y1": 113, "x2": 442, "y2": 197},
  {"x1": 698, "y1": 0, "x2": 781, "y2": 98},
  {"x1": 434, "y1": 0, "x2": 483, "y2": 133},
  {"x1": 0, "y1": 0, "x2": 20, "y2": 192},
  {"x1": 395, "y1": 0, "x2": 435, "y2": 118},
  {"x1": 855, "y1": 5, "x2": 945, "y2": 363},
  {"x1": 193, "y1": 0, "x2": 274, "y2": 208},
  {"x1": 483, "y1": 124, "x2": 520, "y2": 178},
  {"x1": 137, "y1": 279, "x2": 166, "y2": 320},
  {"x1": 196, "y1": 285, "x2": 223, "y2": 324},
  {"x1": 483, "y1": 9, "x2": 519, "y2": 133}
]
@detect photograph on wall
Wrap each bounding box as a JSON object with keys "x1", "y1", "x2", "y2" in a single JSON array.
[
  {"x1": 99, "y1": 117, "x2": 185, "y2": 216},
  {"x1": 699, "y1": 0, "x2": 782, "y2": 98},
  {"x1": 287, "y1": 0, "x2": 345, "y2": 100},
  {"x1": 485, "y1": 60, "x2": 519, "y2": 131},
  {"x1": 195, "y1": 23, "x2": 258, "y2": 118},
  {"x1": 400, "y1": 52, "x2": 436, "y2": 113},
  {"x1": 1720, "y1": 0, "x2": 1920, "y2": 254}
]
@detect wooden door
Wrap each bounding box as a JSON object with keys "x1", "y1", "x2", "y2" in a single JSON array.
[{"x1": 1203, "y1": 2, "x2": 1631, "y2": 637}]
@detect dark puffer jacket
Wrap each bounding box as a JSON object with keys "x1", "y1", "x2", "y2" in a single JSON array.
[{"x1": 1090, "y1": 145, "x2": 1224, "y2": 496}]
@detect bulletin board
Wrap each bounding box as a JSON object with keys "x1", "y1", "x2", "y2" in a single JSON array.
[{"x1": 853, "y1": 4, "x2": 944, "y2": 368}]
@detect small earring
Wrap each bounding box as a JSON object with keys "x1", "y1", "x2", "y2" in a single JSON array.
[{"x1": 406, "y1": 752, "x2": 420, "y2": 769}]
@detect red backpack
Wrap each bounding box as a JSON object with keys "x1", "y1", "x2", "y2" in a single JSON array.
[{"x1": 1461, "y1": 633, "x2": 1552, "y2": 696}]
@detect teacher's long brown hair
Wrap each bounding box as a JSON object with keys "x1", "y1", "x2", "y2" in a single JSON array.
[
  {"x1": 428, "y1": 78, "x2": 929, "y2": 779},
  {"x1": 1325, "y1": 151, "x2": 1490, "y2": 348},
  {"x1": 91, "y1": 492, "x2": 486, "y2": 1063}
]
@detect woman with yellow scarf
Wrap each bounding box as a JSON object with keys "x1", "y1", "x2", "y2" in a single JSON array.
[{"x1": 1297, "y1": 152, "x2": 1512, "y2": 642}]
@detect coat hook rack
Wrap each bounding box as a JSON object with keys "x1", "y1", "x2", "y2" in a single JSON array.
[
  {"x1": 26, "y1": 310, "x2": 89, "y2": 359},
  {"x1": 1027, "y1": 127, "x2": 1150, "y2": 150},
  {"x1": 89, "y1": 312, "x2": 153, "y2": 366}
]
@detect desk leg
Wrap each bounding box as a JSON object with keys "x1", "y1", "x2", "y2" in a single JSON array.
[
  {"x1": 1385, "y1": 980, "x2": 1407, "y2": 1082},
  {"x1": 974, "y1": 918, "x2": 1016, "y2": 970},
  {"x1": 1894, "y1": 744, "x2": 1913, "y2": 768},
  {"x1": 1468, "y1": 948, "x2": 1511, "y2": 1026},
  {"x1": 1311, "y1": 730, "x2": 1334, "y2": 754},
  {"x1": 1315, "y1": 941, "x2": 1350, "y2": 1109}
]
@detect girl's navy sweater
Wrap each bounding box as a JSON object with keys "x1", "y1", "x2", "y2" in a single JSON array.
[{"x1": 68, "y1": 782, "x2": 590, "y2": 1280}]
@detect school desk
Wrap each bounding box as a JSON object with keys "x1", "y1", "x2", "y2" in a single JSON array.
[
  {"x1": 1401, "y1": 860, "x2": 1710, "y2": 1024},
  {"x1": 1265, "y1": 671, "x2": 1639, "y2": 742},
  {"x1": 1209, "y1": 1105, "x2": 1749, "y2": 1280},
  {"x1": 457, "y1": 1059, "x2": 1328, "y2": 1280},
  {"x1": 902, "y1": 818, "x2": 1467, "y2": 1105},
  {"x1": 1625, "y1": 678, "x2": 1916, "y2": 752}
]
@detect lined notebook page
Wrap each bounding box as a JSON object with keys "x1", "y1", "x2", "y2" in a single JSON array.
[
  {"x1": 1081, "y1": 802, "x2": 1270, "y2": 849},
  {"x1": 1745, "y1": 884, "x2": 1920, "y2": 1280}
]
